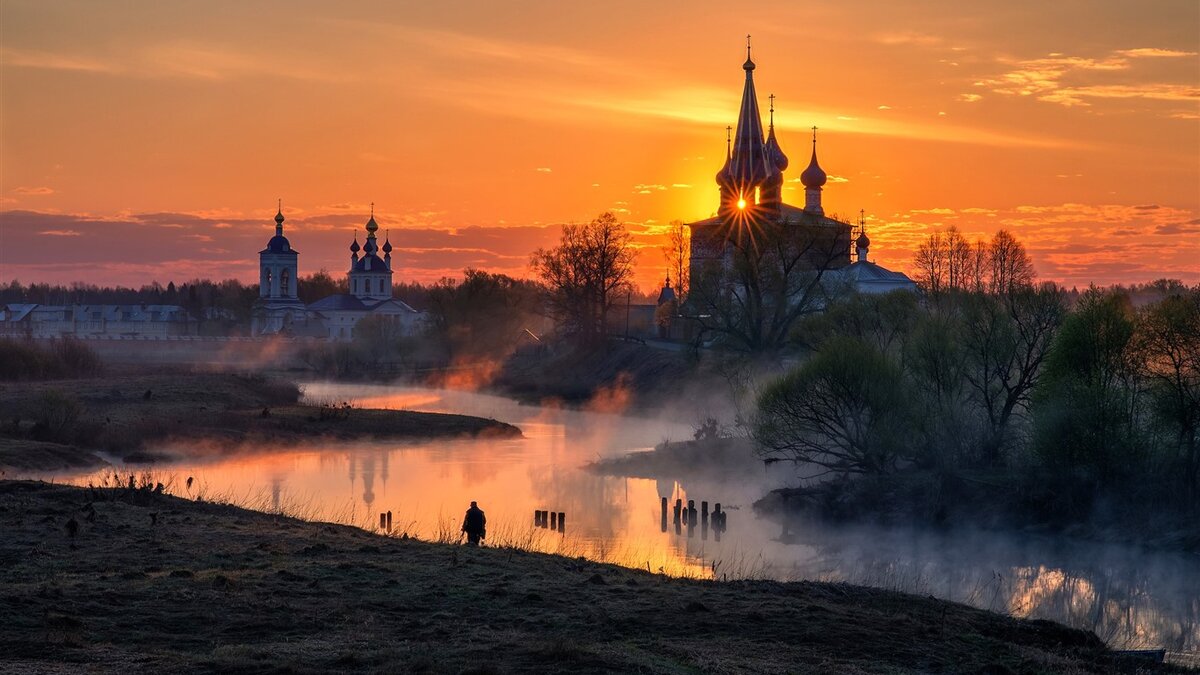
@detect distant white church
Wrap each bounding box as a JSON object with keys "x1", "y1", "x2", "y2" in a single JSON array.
[{"x1": 251, "y1": 205, "x2": 422, "y2": 340}]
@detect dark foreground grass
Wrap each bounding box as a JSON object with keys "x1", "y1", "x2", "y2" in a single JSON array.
[{"x1": 0, "y1": 481, "x2": 1185, "y2": 674}]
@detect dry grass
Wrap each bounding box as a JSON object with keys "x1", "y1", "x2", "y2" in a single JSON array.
[{"x1": 0, "y1": 480, "x2": 1185, "y2": 675}]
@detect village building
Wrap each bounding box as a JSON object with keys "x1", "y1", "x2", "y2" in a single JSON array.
[
  {"x1": 0, "y1": 303, "x2": 197, "y2": 338},
  {"x1": 250, "y1": 204, "x2": 422, "y2": 340}
]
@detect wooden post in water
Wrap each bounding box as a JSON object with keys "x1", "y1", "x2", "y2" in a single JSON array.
[
  {"x1": 712, "y1": 503, "x2": 723, "y2": 541},
  {"x1": 550, "y1": 511, "x2": 557, "y2": 530},
  {"x1": 386, "y1": 511, "x2": 393, "y2": 532},
  {"x1": 686, "y1": 500, "x2": 696, "y2": 538},
  {"x1": 673, "y1": 498, "x2": 682, "y2": 535},
  {"x1": 379, "y1": 513, "x2": 386, "y2": 530},
  {"x1": 701, "y1": 501, "x2": 709, "y2": 540},
  {"x1": 557, "y1": 512, "x2": 565, "y2": 533},
  {"x1": 660, "y1": 497, "x2": 668, "y2": 533}
]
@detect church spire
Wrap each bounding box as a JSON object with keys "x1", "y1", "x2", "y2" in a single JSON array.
[
  {"x1": 726, "y1": 34, "x2": 770, "y2": 188},
  {"x1": 274, "y1": 198, "x2": 284, "y2": 237}
]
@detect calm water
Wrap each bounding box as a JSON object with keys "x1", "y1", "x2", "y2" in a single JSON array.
[{"x1": 40, "y1": 382, "x2": 1200, "y2": 652}]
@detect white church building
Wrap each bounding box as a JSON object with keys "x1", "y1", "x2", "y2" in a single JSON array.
[{"x1": 251, "y1": 205, "x2": 422, "y2": 340}]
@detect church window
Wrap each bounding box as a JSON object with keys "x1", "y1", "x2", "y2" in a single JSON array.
[
  {"x1": 378, "y1": 279, "x2": 384, "y2": 294},
  {"x1": 755, "y1": 187, "x2": 760, "y2": 205}
]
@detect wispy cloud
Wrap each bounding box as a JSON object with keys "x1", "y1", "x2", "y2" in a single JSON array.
[
  {"x1": 12, "y1": 186, "x2": 55, "y2": 195},
  {"x1": 979, "y1": 48, "x2": 1199, "y2": 107}
]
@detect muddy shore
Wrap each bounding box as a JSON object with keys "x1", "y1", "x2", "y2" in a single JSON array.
[{"x1": 0, "y1": 372, "x2": 520, "y2": 474}]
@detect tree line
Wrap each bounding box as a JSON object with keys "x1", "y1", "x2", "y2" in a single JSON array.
[{"x1": 753, "y1": 255, "x2": 1200, "y2": 528}]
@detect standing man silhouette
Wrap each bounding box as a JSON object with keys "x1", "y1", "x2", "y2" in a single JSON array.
[{"x1": 462, "y1": 501, "x2": 486, "y2": 546}]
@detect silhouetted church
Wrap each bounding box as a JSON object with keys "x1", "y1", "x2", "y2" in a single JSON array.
[{"x1": 686, "y1": 39, "x2": 915, "y2": 297}]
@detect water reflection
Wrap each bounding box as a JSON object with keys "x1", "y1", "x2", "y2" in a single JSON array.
[{"x1": 43, "y1": 383, "x2": 1199, "y2": 652}]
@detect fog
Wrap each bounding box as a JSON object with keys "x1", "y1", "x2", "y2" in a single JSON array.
[{"x1": 40, "y1": 381, "x2": 1200, "y2": 652}]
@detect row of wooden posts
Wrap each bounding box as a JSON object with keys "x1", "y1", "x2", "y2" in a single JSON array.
[
  {"x1": 379, "y1": 511, "x2": 393, "y2": 532},
  {"x1": 534, "y1": 509, "x2": 566, "y2": 532},
  {"x1": 661, "y1": 497, "x2": 728, "y2": 541}
]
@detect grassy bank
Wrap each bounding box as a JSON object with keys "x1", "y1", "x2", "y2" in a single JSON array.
[
  {"x1": 0, "y1": 372, "x2": 520, "y2": 473},
  {"x1": 0, "y1": 480, "x2": 1185, "y2": 674}
]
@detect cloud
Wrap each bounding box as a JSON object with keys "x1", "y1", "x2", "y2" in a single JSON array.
[
  {"x1": 12, "y1": 186, "x2": 55, "y2": 195},
  {"x1": 0, "y1": 48, "x2": 114, "y2": 73},
  {"x1": 958, "y1": 94, "x2": 983, "y2": 103},
  {"x1": 535, "y1": 167, "x2": 552, "y2": 173},
  {"x1": 877, "y1": 105, "x2": 892, "y2": 110},
  {"x1": 671, "y1": 183, "x2": 692, "y2": 189},
  {"x1": 1116, "y1": 48, "x2": 1197, "y2": 59},
  {"x1": 39, "y1": 230, "x2": 82, "y2": 237},
  {"x1": 979, "y1": 49, "x2": 1200, "y2": 107}
]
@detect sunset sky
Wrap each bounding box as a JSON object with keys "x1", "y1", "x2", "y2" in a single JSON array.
[{"x1": 2, "y1": 0, "x2": 1198, "y2": 292}]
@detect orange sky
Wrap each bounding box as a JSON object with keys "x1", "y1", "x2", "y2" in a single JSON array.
[{"x1": 2, "y1": 0, "x2": 1198, "y2": 292}]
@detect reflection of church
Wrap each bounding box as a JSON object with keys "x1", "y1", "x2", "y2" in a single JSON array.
[
  {"x1": 251, "y1": 205, "x2": 423, "y2": 339},
  {"x1": 686, "y1": 39, "x2": 916, "y2": 296}
]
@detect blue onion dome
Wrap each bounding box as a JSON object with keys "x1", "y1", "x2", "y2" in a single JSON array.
[
  {"x1": 801, "y1": 147, "x2": 827, "y2": 188},
  {"x1": 856, "y1": 231, "x2": 870, "y2": 248},
  {"x1": 275, "y1": 209, "x2": 285, "y2": 225},
  {"x1": 363, "y1": 237, "x2": 377, "y2": 254},
  {"x1": 382, "y1": 238, "x2": 392, "y2": 254},
  {"x1": 365, "y1": 215, "x2": 379, "y2": 236},
  {"x1": 350, "y1": 237, "x2": 361, "y2": 253}
]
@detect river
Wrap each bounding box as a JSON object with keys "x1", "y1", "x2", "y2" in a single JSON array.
[{"x1": 44, "y1": 382, "x2": 1200, "y2": 653}]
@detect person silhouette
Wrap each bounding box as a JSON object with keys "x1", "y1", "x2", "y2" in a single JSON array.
[{"x1": 461, "y1": 501, "x2": 486, "y2": 546}]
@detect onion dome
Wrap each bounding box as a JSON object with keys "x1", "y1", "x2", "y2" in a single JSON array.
[
  {"x1": 657, "y1": 275, "x2": 676, "y2": 305},
  {"x1": 382, "y1": 238, "x2": 392, "y2": 254},
  {"x1": 365, "y1": 215, "x2": 379, "y2": 237},
  {"x1": 363, "y1": 237, "x2": 377, "y2": 255},
  {"x1": 801, "y1": 146, "x2": 827, "y2": 188},
  {"x1": 856, "y1": 231, "x2": 871, "y2": 249},
  {"x1": 350, "y1": 236, "x2": 360, "y2": 253},
  {"x1": 765, "y1": 128, "x2": 788, "y2": 172},
  {"x1": 274, "y1": 209, "x2": 285, "y2": 226}
]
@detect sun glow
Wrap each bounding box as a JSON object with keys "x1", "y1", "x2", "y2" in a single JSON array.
[{"x1": 737, "y1": 197, "x2": 747, "y2": 209}]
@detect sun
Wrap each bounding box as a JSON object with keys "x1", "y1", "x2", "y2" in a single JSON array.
[{"x1": 737, "y1": 197, "x2": 747, "y2": 210}]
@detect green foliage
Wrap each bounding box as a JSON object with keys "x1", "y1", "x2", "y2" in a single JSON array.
[
  {"x1": 1034, "y1": 288, "x2": 1139, "y2": 479},
  {"x1": 757, "y1": 278, "x2": 1200, "y2": 531},
  {"x1": 754, "y1": 339, "x2": 911, "y2": 475}
]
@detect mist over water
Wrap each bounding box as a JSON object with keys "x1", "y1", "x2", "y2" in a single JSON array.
[{"x1": 41, "y1": 382, "x2": 1200, "y2": 652}]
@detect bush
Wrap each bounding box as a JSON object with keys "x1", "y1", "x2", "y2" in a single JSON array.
[
  {"x1": 31, "y1": 390, "x2": 82, "y2": 442},
  {"x1": 0, "y1": 337, "x2": 102, "y2": 380}
]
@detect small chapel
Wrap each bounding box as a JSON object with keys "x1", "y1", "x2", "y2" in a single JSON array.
[{"x1": 251, "y1": 205, "x2": 422, "y2": 339}]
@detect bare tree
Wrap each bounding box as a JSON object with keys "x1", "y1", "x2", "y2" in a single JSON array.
[
  {"x1": 531, "y1": 212, "x2": 636, "y2": 343},
  {"x1": 944, "y1": 226, "x2": 974, "y2": 291},
  {"x1": 959, "y1": 283, "x2": 1066, "y2": 464},
  {"x1": 989, "y1": 229, "x2": 1036, "y2": 295},
  {"x1": 914, "y1": 231, "x2": 947, "y2": 294},
  {"x1": 661, "y1": 220, "x2": 690, "y2": 302},
  {"x1": 687, "y1": 215, "x2": 848, "y2": 353}
]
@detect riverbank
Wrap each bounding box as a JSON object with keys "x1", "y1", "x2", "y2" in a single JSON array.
[
  {"x1": 0, "y1": 372, "x2": 520, "y2": 473},
  {"x1": 0, "y1": 480, "x2": 1185, "y2": 674}
]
